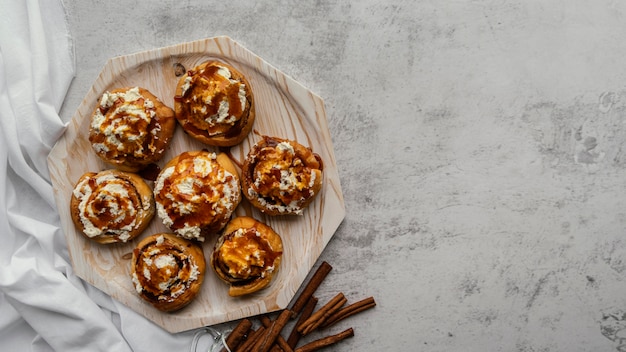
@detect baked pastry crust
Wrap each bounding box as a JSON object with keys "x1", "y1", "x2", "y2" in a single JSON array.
[
  {"x1": 131, "y1": 233, "x2": 206, "y2": 312},
  {"x1": 242, "y1": 136, "x2": 323, "y2": 215},
  {"x1": 70, "y1": 169, "x2": 155, "y2": 244},
  {"x1": 89, "y1": 86, "x2": 176, "y2": 172},
  {"x1": 154, "y1": 150, "x2": 241, "y2": 241},
  {"x1": 174, "y1": 61, "x2": 255, "y2": 146},
  {"x1": 210, "y1": 216, "x2": 283, "y2": 297}
]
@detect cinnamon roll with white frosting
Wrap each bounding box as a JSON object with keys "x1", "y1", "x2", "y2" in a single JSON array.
[
  {"x1": 242, "y1": 136, "x2": 323, "y2": 215},
  {"x1": 70, "y1": 169, "x2": 155, "y2": 244},
  {"x1": 153, "y1": 150, "x2": 241, "y2": 241},
  {"x1": 131, "y1": 233, "x2": 206, "y2": 312},
  {"x1": 89, "y1": 86, "x2": 176, "y2": 172},
  {"x1": 211, "y1": 216, "x2": 283, "y2": 297},
  {"x1": 174, "y1": 61, "x2": 255, "y2": 146}
]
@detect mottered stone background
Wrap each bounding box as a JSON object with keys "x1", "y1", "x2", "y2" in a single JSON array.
[{"x1": 61, "y1": 0, "x2": 626, "y2": 350}]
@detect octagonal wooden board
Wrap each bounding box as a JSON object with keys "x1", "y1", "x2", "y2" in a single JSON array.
[{"x1": 47, "y1": 36, "x2": 345, "y2": 333}]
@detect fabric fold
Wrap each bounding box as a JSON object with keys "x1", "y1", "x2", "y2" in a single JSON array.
[
  {"x1": 0, "y1": 1, "x2": 221, "y2": 350},
  {"x1": 0, "y1": 0, "x2": 132, "y2": 350}
]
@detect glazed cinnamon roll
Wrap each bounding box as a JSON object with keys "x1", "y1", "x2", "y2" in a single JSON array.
[
  {"x1": 89, "y1": 86, "x2": 176, "y2": 172},
  {"x1": 131, "y1": 233, "x2": 206, "y2": 312},
  {"x1": 211, "y1": 216, "x2": 283, "y2": 297},
  {"x1": 173, "y1": 61, "x2": 255, "y2": 146},
  {"x1": 70, "y1": 169, "x2": 155, "y2": 244},
  {"x1": 154, "y1": 150, "x2": 241, "y2": 241},
  {"x1": 242, "y1": 136, "x2": 323, "y2": 215}
]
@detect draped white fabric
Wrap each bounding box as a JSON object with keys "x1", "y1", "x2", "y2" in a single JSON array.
[{"x1": 0, "y1": 1, "x2": 208, "y2": 350}]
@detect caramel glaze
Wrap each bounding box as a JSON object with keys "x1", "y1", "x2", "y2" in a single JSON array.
[
  {"x1": 243, "y1": 136, "x2": 323, "y2": 209},
  {"x1": 81, "y1": 173, "x2": 145, "y2": 236},
  {"x1": 90, "y1": 96, "x2": 154, "y2": 163},
  {"x1": 212, "y1": 227, "x2": 282, "y2": 286},
  {"x1": 174, "y1": 64, "x2": 251, "y2": 141},
  {"x1": 166, "y1": 162, "x2": 227, "y2": 230},
  {"x1": 167, "y1": 169, "x2": 235, "y2": 233},
  {"x1": 89, "y1": 87, "x2": 176, "y2": 172},
  {"x1": 131, "y1": 234, "x2": 205, "y2": 312},
  {"x1": 133, "y1": 242, "x2": 188, "y2": 301},
  {"x1": 81, "y1": 174, "x2": 143, "y2": 233},
  {"x1": 154, "y1": 151, "x2": 241, "y2": 239}
]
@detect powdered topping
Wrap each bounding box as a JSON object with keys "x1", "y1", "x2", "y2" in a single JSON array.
[
  {"x1": 245, "y1": 139, "x2": 321, "y2": 215},
  {"x1": 89, "y1": 87, "x2": 162, "y2": 162},
  {"x1": 72, "y1": 172, "x2": 148, "y2": 242},
  {"x1": 276, "y1": 141, "x2": 295, "y2": 154},
  {"x1": 213, "y1": 227, "x2": 281, "y2": 282},
  {"x1": 154, "y1": 151, "x2": 240, "y2": 241},
  {"x1": 132, "y1": 236, "x2": 202, "y2": 302},
  {"x1": 177, "y1": 62, "x2": 248, "y2": 136},
  {"x1": 180, "y1": 76, "x2": 192, "y2": 96}
]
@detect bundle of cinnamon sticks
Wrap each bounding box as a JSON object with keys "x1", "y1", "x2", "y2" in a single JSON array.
[{"x1": 219, "y1": 261, "x2": 376, "y2": 352}]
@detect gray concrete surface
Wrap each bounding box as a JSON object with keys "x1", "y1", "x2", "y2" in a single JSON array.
[{"x1": 60, "y1": 1, "x2": 626, "y2": 350}]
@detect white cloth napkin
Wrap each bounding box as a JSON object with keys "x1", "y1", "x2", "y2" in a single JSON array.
[{"x1": 0, "y1": 1, "x2": 211, "y2": 351}]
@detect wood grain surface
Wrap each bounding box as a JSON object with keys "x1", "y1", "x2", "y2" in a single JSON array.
[{"x1": 47, "y1": 36, "x2": 345, "y2": 333}]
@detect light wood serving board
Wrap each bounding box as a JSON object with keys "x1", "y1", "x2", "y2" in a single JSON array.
[{"x1": 48, "y1": 36, "x2": 345, "y2": 333}]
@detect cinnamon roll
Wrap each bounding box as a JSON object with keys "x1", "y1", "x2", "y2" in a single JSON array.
[
  {"x1": 154, "y1": 150, "x2": 241, "y2": 241},
  {"x1": 89, "y1": 86, "x2": 176, "y2": 172},
  {"x1": 131, "y1": 233, "x2": 206, "y2": 312},
  {"x1": 242, "y1": 136, "x2": 323, "y2": 215},
  {"x1": 211, "y1": 216, "x2": 283, "y2": 297},
  {"x1": 70, "y1": 169, "x2": 155, "y2": 244},
  {"x1": 173, "y1": 61, "x2": 255, "y2": 146}
]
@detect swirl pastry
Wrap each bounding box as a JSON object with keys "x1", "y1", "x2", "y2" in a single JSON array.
[
  {"x1": 70, "y1": 169, "x2": 155, "y2": 244},
  {"x1": 89, "y1": 86, "x2": 176, "y2": 172},
  {"x1": 242, "y1": 136, "x2": 323, "y2": 215},
  {"x1": 211, "y1": 216, "x2": 283, "y2": 297},
  {"x1": 154, "y1": 150, "x2": 241, "y2": 241},
  {"x1": 131, "y1": 233, "x2": 206, "y2": 312},
  {"x1": 174, "y1": 61, "x2": 255, "y2": 146}
]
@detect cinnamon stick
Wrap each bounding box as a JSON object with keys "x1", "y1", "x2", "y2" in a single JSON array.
[
  {"x1": 321, "y1": 296, "x2": 376, "y2": 328},
  {"x1": 261, "y1": 313, "x2": 293, "y2": 352},
  {"x1": 290, "y1": 261, "x2": 332, "y2": 317},
  {"x1": 253, "y1": 309, "x2": 293, "y2": 352},
  {"x1": 220, "y1": 318, "x2": 252, "y2": 352},
  {"x1": 235, "y1": 326, "x2": 265, "y2": 352},
  {"x1": 294, "y1": 328, "x2": 354, "y2": 352},
  {"x1": 297, "y1": 293, "x2": 347, "y2": 335},
  {"x1": 287, "y1": 296, "x2": 318, "y2": 348}
]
